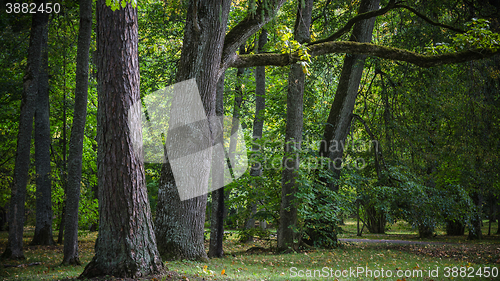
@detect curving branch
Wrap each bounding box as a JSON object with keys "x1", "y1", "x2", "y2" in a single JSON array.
[
  {"x1": 395, "y1": 4, "x2": 465, "y2": 33},
  {"x1": 310, "y1": 0, "x2": 398, "y2": 45},
  {"x1": 220, "y1": 0, "x2": 287, "y2": 73},
  {"x1": 310, "y1": 0, "x2": 464, "y2": 47},
  {"x1": 230, "y1": 41, "x2": 499, "y2": 68}
]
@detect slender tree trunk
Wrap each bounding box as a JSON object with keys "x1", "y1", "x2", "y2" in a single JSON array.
[
  {"x1": 246, "y1": 30, "x2": 268, "y2": 233},
  {"x1": 318, "y1": 0, "x2": 380, "y2": 191},
  {"x1": 228, "y1": 45, "x2": 257, "y2": 242},
  {"x1": 57, "y1": 205, "x2": 65, "y2": 244},
  {"x1": 62, "y1": 0, "x2": 92, "y2": 265},
  {"x1": 31, "y1": 18, "x2": 54, "y2": 246},
  {"x1": 277, "y1": 0, "x2": 313, "y2": 252},
  {"x1": 80, "y1": 0, "x2": 164, "y2": 277},
  {"x1": 2, "y1": 1, "x2": 48, "y2": 260},
  {"x1": 154, "y1": 0, "x2": 231, "y2": 261},
  {"x1": 58, "y1": 35, "x2": 69, "y2": 245},
  {"x1": 446, "y1": 220, "x2": 465, "y2": 235},
  {"x1": 468, "y1": 191, "x2": 483, "y2": 240},
  {"x1": 208, "y1": 74, "x2": 225, "y2": 258},
  {"x1": 251, "y1": 29, "x2": 267, "y2": 179},
  {"x1": 252, "y1": 29, "x2": 268, "y2": 232}
]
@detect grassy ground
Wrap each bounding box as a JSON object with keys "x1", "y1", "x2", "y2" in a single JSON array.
[
  {"x1": 0, "y1": 221, "x2": 499, "y2": 280},
  {"x1": 338, "y1": 219, "x2": 500, "y2": 244}
]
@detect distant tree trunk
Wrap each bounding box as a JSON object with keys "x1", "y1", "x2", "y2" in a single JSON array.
[
  {"x1": 208, "y1": 74, "x2": 225, "y2": 258},
  {"x1": 154, "y1": 0, "x2": 231, "y2": 261},
  {"x1": 251, "y1": 29, "x2": 267, "y2": 178},
  {"x1": 446, "y1": 220, "x2": 465, "y2": 236},
  {"x1": 250, "y1": 28, "x2": 267, "y2": 232},
  {"x1": 80, "y1": 0, "x2": 164, "y2": 277},
  {"x1": 227, "y1": 45, "x2": 255, "y2": 242},
  {"x1": 318, "y1": 0, "x2": 380, "y2": 191},
  {"x1": 243, "y1": 30, "x2": 268, "y2": 239},
  {"x1": 468, "y1": 191, "x2": 483, "y2": 240},
  {"x1": 62, "y1": 0, "x2": 92, "y2": 265},
  {"x1": 2, "y1": 2, "x2": 48, "y2": 260},
  {"x1": 277, "y1": 0, "x2": 313, "y2": 252},
  {"x1": 364, "y1": 205, "x2": 386, "y2": 234},
  {"x1": 57, "y1": 35, "x2": 69, "y2": 245},
  {"x1": 252, "y1": 29, "x2": 267, "y2": 232},
  {"x1": 418, "y1": 224, "x2": 434, "y2": 238},
  {"x1": 57, "y1": 205, "x2": 65, "y2": 244},
  {"x1": 31, "y1": 18, "x2": 54, "y2": 246}
]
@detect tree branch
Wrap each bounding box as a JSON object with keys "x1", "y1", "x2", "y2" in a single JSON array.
[
  {"x1": 309, "y1": 1, "x2": 465, "y2": 46},
  {"x1": 220, "y1": 0, "x2": 287, "y2": 73},
  {"x1": 395, "y1": 4, "x2": 465, "y2": 33},
  {"x1": 231, "y1": 41, "x2": 499, "y2": 68},
  {"x1": 310, "y1": 0, "x2": 398, "y2": 45}
]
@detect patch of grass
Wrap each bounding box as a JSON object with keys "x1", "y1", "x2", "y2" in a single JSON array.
[
  {"x1": 339, "y1": 219, "x2": 500, "y2": 244},
  {"x1": 0, "y1": 229, "x2": 95, "y2": 280},
  {"x1": 168, "y1": 238, "x2": 499, "y2": 280},
  {"x1": 1, "y1": 222, "x2": 500, "y2": 280}
]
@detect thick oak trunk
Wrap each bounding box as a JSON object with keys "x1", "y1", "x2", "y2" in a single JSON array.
[
  {"x1": 2, "y1": 0, "x2": 48, "y2": 260},
  {"x1": 80, "y1": 1, "x2": 163, "y2": 277},
  {"x1": 277, "y1": 0, "x2": 313, "y2": 252},
  {"x1": 62, "y1": 0, "x2": 93, "y2": 265},
  {"x1": 155, "y1": 0, "x2": 231, "y2": 261}
]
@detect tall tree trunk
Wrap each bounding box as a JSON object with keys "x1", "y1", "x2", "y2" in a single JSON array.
[
  {"x1": 468, "y1": 191, "x2": 483, "y2": 240},
  {"x1": 62, "y1": 0, "x2": 93, "y2": 265},
  {"x1": 208, "y1": 74, "x2": 226, "y2": 258},
  {"x1": 246, "y1": 30, "x2": 268, "y2": 236},
  {"x1": 277, "y1": 0, "x2": 313, "y2": 252},
  {"x1": 318, "y1": 0, "x2": 380, "y2": 191},
  {"x1": 252, "y1": 29, "x2": 268, "y2": 231},
  {"x1": 251, "y1": 29, "x2": 267, "y2": 179},
  {"x1": 31, "y1": 17, "x2": 54, "y2": 246},
  {"x1": 154, "y1": 0, "x2": 231, "y2": 261},
  {"x1": 2, "y1": 0, "x2": 48, "y2": 260},
  {"x1": 58, "y1": 36, "x2": 69, "y2": 245},
  {"x1": 80, "y1": 0, "x2": 164, "y2": 277}
]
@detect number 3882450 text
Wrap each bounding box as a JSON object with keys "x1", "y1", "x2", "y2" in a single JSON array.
[{"x1": 6, "y1": 2, "x2": 61, "y2": 14}]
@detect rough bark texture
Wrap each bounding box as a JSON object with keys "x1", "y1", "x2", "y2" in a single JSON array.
[
  {"x1": 277, "y1": 0, "x2": 313, "y2": 252},
  {"x1": 80, "y1": 1, "x2": 164, "y2": 277},
  {"x1": 319, "y1": 0, "x2": 380, "y2": 191},
  {"x1": 2, "y1": 1, "x2": 48, "y2": 260},
  {"x1": 31, "y1": 18, "x2": 54, "y2": 246},
  {"x1": 208, "y1": 74, "x2": 225, "y2": 258},
  {"x1": 155, "y1": 0, "x2": 231, "y2": 261},
  {"x1": 62, "y1": 0, "x2": 92, "y2": 265}
]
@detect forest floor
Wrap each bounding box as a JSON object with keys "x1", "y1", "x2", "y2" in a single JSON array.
[{"x1": 0, "y1": 220, "x2": 499, "y2": 280}]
